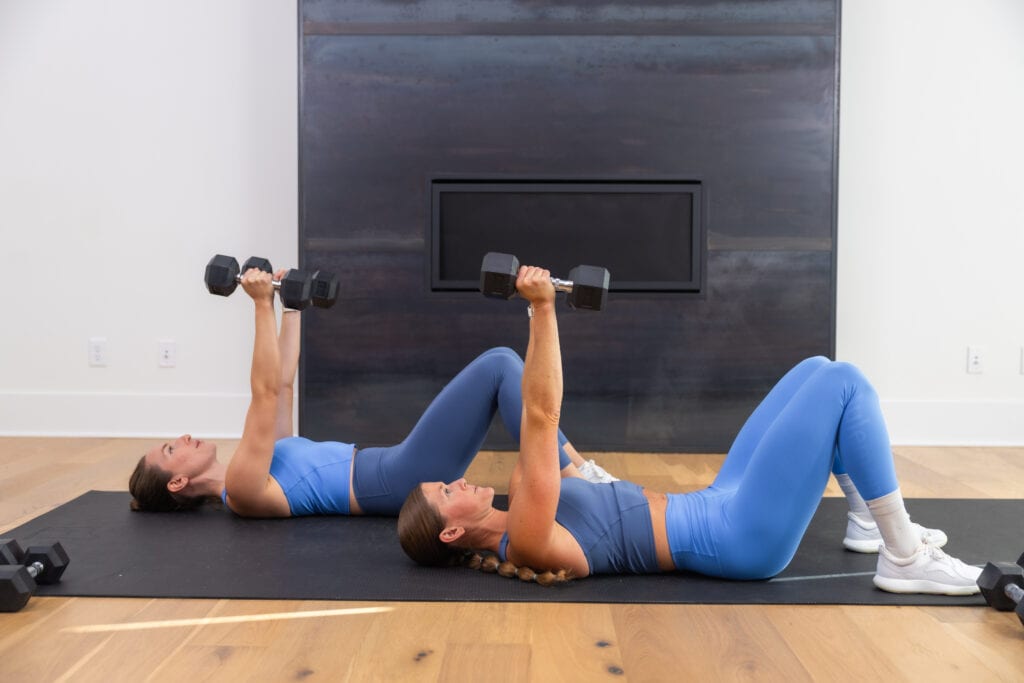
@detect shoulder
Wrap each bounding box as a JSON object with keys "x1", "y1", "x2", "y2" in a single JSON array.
[
  {"x1": 508, "y1": 523, "x2": 590, "y2": 578},
  {"x1": 225, "y1": 477, "x2": 291, "y2": 517}
]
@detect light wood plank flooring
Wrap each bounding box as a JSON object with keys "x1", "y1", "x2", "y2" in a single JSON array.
[{"x1": 1, "y1": 438, "x2": 1022, "y2": 682}]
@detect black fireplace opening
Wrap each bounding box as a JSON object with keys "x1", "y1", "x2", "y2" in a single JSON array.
[{"x1": 430, "y1": 179, "x2": 704, "y2": 293}]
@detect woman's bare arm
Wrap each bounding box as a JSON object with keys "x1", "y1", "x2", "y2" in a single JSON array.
[
  {"x1": 275, "y1": 279, "x2": 301, "y2": 439},
  {"x1": 224, "y1": 268, "x2": 288, "y2": 516},
  {"x1": 506, "y1": 266, "x2": 563, "y2": 565}
]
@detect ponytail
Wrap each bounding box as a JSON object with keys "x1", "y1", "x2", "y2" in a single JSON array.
[
  {"x1": 460, "y1": 551, "x2": 572, "y2": 586},
  {"x1": 398, "y1": 487, "x2": 572, "y2": 586}
]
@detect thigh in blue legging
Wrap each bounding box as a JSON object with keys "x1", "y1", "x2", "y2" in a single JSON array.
[
  {"x1": 668, "y1": 360, "x2": 898, "y2": 579},
  {"x1": 715, "y1": 357, "x2": 870, "y2": 487},
  {"x1": 351, "y1": 347, "x2": 572, "y2": 514}
]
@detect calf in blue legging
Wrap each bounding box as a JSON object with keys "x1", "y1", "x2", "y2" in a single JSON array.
[{"x1": 398, "y1": 264, "x2": 981, "y2": 595}]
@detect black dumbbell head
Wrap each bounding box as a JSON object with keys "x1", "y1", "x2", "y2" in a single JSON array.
[
  {"x1": 205, "y1": 254, "x2": 241, "y2": 296},
  {"x1": 0, "y1": 538, "x2": 25, "y2": 566},
  {"x1": 566, "y1": 265, "x2": 610, "y2": 311},
  {"x1": 977, "y1": 561, "x2": 1024, "y2": 612},
  {"x1": 311, "y1": 270, "x2": 339, "y2": 309},
  {"x1": 241, "y1": 256, "x2": 273, "y2": 275},
  {"x1": 24, "y1": 542, "x2": 69, "y2": 585},
  {"x1": 480, "y1": 252, "x2": 520, "y2": 300},
  {"x1": 279, "y1": 269, "x2": 313, "y2": 311},
  {"x1": 0, "y1": 565, "x2": 35, "y2": 612}
]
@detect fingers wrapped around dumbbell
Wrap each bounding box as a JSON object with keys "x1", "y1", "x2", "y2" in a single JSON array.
[
  {"x1": 240, "y1": 267, "x2": 276, "y2": 304},
  {"x1": 515, "y1": 266, "x2": 556, "y2": 311}
]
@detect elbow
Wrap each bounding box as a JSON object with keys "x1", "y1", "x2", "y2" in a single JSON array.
[
  {"x1": 251, "y1": 382, "x2": 279, "y2": 400},
  {"x1": 525, "y1": 403, "x2": 561, "y2": 430}
]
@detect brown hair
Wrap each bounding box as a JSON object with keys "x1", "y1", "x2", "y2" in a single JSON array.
[
  {"x1": 128, "y1": 454, "x2": 208, "y2": 512},
  {"x1": 397, "y1": 486, "x2": 571, "y2": 586}
]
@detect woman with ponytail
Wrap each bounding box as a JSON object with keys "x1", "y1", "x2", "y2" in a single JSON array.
[{"x1": 398, "y1": 265, "x2": 981, "y2": 595}]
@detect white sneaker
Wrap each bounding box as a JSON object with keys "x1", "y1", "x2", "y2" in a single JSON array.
[
  {"x1": 873, "y1": 543, "x2": 982, "y2": 595},
  {"x1": 843, "y1": 512, "x2": 948, "y2": 553},
  {"x1": 577, "y1": 459, "x2": 619, "y2": 484}
]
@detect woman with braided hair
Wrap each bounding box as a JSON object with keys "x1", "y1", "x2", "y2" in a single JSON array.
[
  {"x1": 128, "y1": 265, "x2": 615, "y2": 518},
  {"x1": 397, "y1": 265, "x2": 982, "y2": 595}
]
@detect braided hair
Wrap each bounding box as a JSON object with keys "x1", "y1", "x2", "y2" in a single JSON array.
[
  {"x1": 397, "y1": 485, "x2": 572, "y2": 586},
  {"x1": 460, "y1": 551, "x2": 571, "y2": 586}
]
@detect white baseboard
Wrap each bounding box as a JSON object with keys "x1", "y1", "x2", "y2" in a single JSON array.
[
  {"x1": 0, "y1": 392, "x2": 250, "y2": 438},
  {"x1": 2, "y1": 393, "x2": 1021, "y2": 447},
  {"x1": 881, "y1": 399, "x2": 1024, "y2": 446}
]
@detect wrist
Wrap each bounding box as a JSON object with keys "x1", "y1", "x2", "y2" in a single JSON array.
[{"x1": 528, "y1": 301, "x2": 556, "y2": 317}]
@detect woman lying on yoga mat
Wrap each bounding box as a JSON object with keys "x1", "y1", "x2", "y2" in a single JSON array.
[
  {"x1": 128, "y1": 266, "x2": 615, "y2": 516},
  {"x1": 398, "y1": 265, "x2": 982, "y2": 595}
]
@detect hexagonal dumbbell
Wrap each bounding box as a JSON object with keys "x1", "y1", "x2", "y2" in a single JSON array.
[
  {"x1": 479, "y1": 252, "x2": 610, "y2": 311},
  {"x1": 204, "y1": 254, "x2": 338, "y2": 310},
  {"x1": 0, "y1": 539, "x2": 70, "y2": 612},
  {"x1": 976, "y1": 552, "x2": 1024, "y2": 628}
]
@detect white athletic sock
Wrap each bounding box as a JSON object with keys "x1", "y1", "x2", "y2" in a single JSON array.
[
  {"x1": 865, "y1": 488, "x2": 918, "y2": 558},
  {"x1": 835, "y1": 473, "x2": 871, "y2": 521}
]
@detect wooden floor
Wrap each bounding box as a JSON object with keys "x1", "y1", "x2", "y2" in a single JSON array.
[{"x1": 1, "y1": 438, "x2": 1022, "y2": 682}]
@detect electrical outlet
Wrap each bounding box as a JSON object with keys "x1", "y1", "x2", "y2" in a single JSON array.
[
  {"x1": 966, "y1": 345, "x2": 984, "y2": 374},
  {"x1": 88, "y1": 337, "x2": 107, "y2": 367},
  {"x1": 158, "y1": 340, "x2": 177, "y2": 368}
]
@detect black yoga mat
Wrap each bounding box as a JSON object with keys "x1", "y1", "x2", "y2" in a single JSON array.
[{"x1": 7, "y1": 491, "x2": 1021, "y2": 605}]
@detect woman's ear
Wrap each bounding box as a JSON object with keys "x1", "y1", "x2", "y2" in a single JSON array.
[
  {"x1": 439, "y1": 526, "x2": 465, "y2": 545},
  {"x1": 167, "y1": 475, "x2": 189, "y2": 493}
]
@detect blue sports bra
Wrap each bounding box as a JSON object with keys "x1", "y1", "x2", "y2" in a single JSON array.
[
  {"x1": 221, "y1": 437, "x2": 355, "y2": 515},
  {"x1": 498, "y1": 478, "x2": 660, "y2": 575}
]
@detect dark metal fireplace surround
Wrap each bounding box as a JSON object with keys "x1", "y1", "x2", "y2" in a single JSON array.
[{"x1": 298, "y1": 1, "x2": 839, "y2": 452}]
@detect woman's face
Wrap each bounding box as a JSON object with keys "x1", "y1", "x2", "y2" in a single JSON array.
[
  {"x1": 420, "y1": 478, "x2": 494, "y2": 525},
  {"x1": 144, "y1": 434, "x2": 217, "y2": 477}
]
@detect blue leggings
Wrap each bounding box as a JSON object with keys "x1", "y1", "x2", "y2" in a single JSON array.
[
  {"x1": 666, "y1": 357, "x2": 898, "y2": 579},
  {"x1": 351, "y1": 347, "x2": 572, "y2": 515}
]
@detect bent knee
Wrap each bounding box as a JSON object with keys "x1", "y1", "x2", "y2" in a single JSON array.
[
  {"x1": 819, "y1": 360, "x2": 877, "y2": 397},
  {"x1": 478, "y1": 346, "x2": 523, "y2": 364}
]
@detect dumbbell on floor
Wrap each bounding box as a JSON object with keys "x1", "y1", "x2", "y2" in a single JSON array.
[
  {"x1": 480, "y1": 252, "x2": 611, "y2": 311},
  {"x1": 976, "y1": 550, "x2": 1024, "y2": 627},
  {"x1": 0, "y1": 539, "x2": 70, "y2": 612},
  {"x1": 205, "y1": 254, "x2": 339, "y2": 310}
]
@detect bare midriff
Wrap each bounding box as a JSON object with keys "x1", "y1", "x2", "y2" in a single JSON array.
[{"x1": 643, "y1": 490, "x2": 676, "y2": 571}]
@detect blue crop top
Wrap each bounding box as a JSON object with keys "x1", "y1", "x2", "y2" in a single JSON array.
[
  {"x1": 221, "y1": 437, "x2": 356, "y2": 515},
  {"x1": 498, "y1": 478, "x2": 660, "y2": 575}
]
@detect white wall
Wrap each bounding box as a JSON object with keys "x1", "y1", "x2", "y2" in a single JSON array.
[
  {"x1": 0, "y1": 1, "x2": 1020, "y2": 444},
  {"x1": 0, "y1": 0, "x2": 298, "y2": 437},
  {"x1": 837, "y1": 0, "x2": 1024, "y2": 444}
]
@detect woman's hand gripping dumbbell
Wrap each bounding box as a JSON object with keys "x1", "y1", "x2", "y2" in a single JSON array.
[
  {"x1": 479, "y1": 252, "x2": 610, "y2": 311},
  {"x1": 204, "y1": 254, "x2": 339, "y2": 310}
]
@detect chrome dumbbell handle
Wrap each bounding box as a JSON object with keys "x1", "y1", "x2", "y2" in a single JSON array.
[{"x1": 550, "y1": 277, "x2": 573, "y2": 294}]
